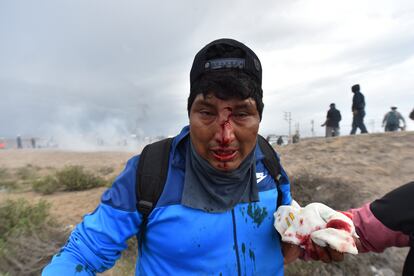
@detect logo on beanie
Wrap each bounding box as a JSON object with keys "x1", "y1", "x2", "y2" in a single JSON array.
[{"x1": 205, "y1": 58, "x2": 245, "y2": 70}]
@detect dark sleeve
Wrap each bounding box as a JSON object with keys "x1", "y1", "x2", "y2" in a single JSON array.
[
  {"x1": 370, "y1": 182, "x2": 414, "y2": 236},
  {"x1": 358, "y1": 93, "x2": 365, "y2": 109},
  {"x1": 326, "y1": 110, "x2": 332, "y2": 120},
  {"x1": 352, "y1": 95, "x2": 357, "y2": 111},
  {"x1": 353, "y1": 93, "x2": 365, "y2": 110}
]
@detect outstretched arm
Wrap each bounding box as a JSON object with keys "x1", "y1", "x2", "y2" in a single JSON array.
[
  {"x1": 350, "y1": 182, "x2": 414, "y2": 254},
  {"x1": 349, "y1": 203, "x2": 409, "y2": 253},
  {"x1": 42, "y1": 156, "x2": 142, "y2": 275}
]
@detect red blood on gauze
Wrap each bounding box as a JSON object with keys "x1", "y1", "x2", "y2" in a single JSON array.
[
  {"x1": 274, "y1": 201, "x2": 359, "y2": 255},
  {"x1": 326, "y1": 219, "x2": 352, "y2": 233}
]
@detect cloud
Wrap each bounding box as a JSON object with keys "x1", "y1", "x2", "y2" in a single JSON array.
[{"x1": 1, "y1": 0, "x2": 414, "y2": 144}]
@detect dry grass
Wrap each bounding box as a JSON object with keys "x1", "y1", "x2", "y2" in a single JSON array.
[{"x1": 0, "y1": 199, "x2": 69, "y2": 276}]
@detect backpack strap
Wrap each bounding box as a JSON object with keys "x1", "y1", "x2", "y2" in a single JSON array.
[
  {"x1": 136, "y1": 138, "x2": 173, "y2": 246},
  {"x1": 257, "y1": 135, "x2": 284, "y2": 208}
]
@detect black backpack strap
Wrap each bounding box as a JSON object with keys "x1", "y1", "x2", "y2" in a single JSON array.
[
  {"x1": 136, "y1": 138, "x2": 173, "y2": 246},
  {"x1": 257, "y1": 135, "x2": 284, "y2": 208}
]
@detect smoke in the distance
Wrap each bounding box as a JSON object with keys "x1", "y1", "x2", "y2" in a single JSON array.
[{"x1": 43, "y1": 105, "x2": 147, "y2": 152}]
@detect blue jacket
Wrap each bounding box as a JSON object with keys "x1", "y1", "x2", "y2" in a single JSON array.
[{"x1": 42, "y1": 126, "x2": 292, "y2": 276}]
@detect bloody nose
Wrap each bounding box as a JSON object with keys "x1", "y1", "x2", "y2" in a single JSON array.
[
  {"x1": 215, "y1": 108, "x2": 234, "y2": 145},
  {"x1": 220, "y1": 121, "x2": 234, "y2": 145}
]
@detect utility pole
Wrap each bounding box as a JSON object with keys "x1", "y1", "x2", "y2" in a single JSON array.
[{"x1": 284, "y1": 111, "x2": 292, "y2": 143}]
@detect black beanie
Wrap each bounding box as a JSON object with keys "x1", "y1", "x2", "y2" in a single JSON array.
[
  {"x1": 188, "y1": 38, "x2": 263, "y2": 117},
  {"x1": 351, "y1": 84, "x2": 360, "y2": 92}
]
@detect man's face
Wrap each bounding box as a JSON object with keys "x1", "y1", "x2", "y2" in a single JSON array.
[{"x1": 189, "y1": 93, "x2": 260, "y2": 172}]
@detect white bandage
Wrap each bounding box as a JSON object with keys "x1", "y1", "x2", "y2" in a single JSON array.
[{"x1": 274, "y1": 201, "x2": 358, "y2": 254}]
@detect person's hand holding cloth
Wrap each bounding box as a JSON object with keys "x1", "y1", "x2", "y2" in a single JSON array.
[{"x1": 275, "y1": 201, "x2": 359, "y2": 263}]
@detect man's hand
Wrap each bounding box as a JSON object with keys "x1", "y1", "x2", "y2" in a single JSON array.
[
  {"x1": 310, "y1": 236, "x2": 364, "y2": 263},
  {"x1": 353, "y1": 110, "x2": 358, "y2": 115},
  {"x1": 282, "y1": 241, "x2": 347, "y2": 264},
  {"x1": 281, "y1": 242, "x2": 302, "y2": 264},
  {"x1": 308, "y1": 241, "x2": 344, "y2": 263}
]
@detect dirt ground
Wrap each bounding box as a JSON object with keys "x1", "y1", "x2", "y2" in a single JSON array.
[
  {"x1": 279, "y1": 130, "x2": 414, "y2": 201},
  {"x1": 0, "y1": 131, "x2": 413, "y2": 275},
  {"x1": 0, "y1": 150, "x2": 135, "y2": 226}
]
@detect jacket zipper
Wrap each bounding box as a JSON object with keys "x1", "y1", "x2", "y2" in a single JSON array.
[{"x1": 231, "y1": 209, "x2": 242, "y2": 276}]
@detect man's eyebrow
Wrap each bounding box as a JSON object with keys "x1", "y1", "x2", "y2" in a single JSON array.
[
  {"x1": 193, "y1": 100, "x2": 215, "y2": 108},
  {"x1": 233, "y1": 102, "x2": 256, "y2": 110},
  {"x1": 193, "y1": 99, "x2": 255, "y2": 109}
]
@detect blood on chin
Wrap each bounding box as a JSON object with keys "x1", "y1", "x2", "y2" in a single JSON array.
[
  {"x1": 212, "y1": 159, "x2": 240, "y2": 171},
  {"x1": 215, "y1": 161, "x2": 233, "y2": 171}
]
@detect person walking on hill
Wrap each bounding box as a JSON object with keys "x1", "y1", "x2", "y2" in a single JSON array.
[
  {"x1": 350, "y1": 84, "x2": 368, "y2": 135},
  {"x1": 43, "y1": 38, "x2": 296, "y2": 276},
  {"x1": 321, "y1": 103, "x2": 342, "y2": 137},
  {"x1": 382, "y1": 106, "x2": 406, "y2": 132}
]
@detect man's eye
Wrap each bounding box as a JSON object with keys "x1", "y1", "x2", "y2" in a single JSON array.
[
  {"x1": 199, "y1": 110, "x2": 214, "y2": 116},
  {"x1": 233, "y1": 112, "x2": 249, "y2": 118}
]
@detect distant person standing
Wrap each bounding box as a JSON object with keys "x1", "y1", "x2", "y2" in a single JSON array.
[
  {"x1": 292, "y1": 131, "x2": 300, "y2": 144},
  {"x1": 31, "y1": 137, "x2": 36, "y2": 148},
  {"x1": 382, "y1": 106, "x2": 406, "y2": 132},
  {"x1": 321, "y1": 103, "x2": 342, "y2": 137},
  {"x1": 16, "y1": 135, "x2": 22, "y2": 149},
  {"x1": 277, "y1": 136, "x2": 284, "y2": 146},
  {"x1": 350, "y1": 84, "x2": 368, "y2": 135}
]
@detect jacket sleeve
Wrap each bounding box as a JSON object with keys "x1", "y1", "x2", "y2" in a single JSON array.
[
  {"x1": 42, "y1": 156, "x2": 142, "y2": 275},
  {"x1": 352, "y1": 95, "x2": 357, "y2": 111},
  {"x1": 356, "y1": 93, "x2": 365, "y2": 110},
  {"x1": 326, "y1": 110, "x2": 332, "y2": 121},
  {"x1": 349, "y1": 203, "x2": 409, "y2": 253}
]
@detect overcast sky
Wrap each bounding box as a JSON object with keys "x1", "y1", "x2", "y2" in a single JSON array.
[{"x1": 1, "y1": 0, "x2": 413, "y2": 147}]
